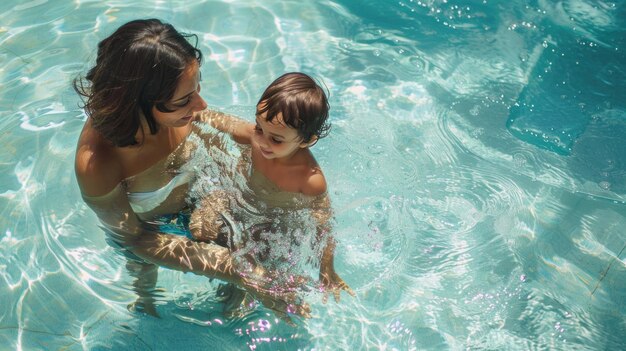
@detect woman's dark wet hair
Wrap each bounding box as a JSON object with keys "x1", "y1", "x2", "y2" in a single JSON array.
[
  {"x1": 256, "y1": 72, "x2": 330, "y2": 144},
  {"x1": 73, "y1": 18, "x2": 202, "y2": 147}
]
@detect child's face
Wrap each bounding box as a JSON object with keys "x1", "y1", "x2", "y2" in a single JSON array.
[{"x1": 252, "y1": 109, "x2": 308, "y2": 161}]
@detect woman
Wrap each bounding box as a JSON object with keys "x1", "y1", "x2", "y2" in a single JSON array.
[{"x1": 74, "y1": 18, "x2": 309, "y2": 321}]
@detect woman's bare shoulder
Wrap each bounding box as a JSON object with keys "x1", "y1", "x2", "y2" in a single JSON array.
[{"x1": 75, "y1": 125, "x2": 123, "y2": 197}]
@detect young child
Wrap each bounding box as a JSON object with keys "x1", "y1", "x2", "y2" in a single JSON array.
[{"x1": 192, "y1": 72, "x2": 354, "y2": 304}]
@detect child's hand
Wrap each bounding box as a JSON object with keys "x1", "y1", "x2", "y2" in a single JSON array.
[{"x1": 319, "y1": 267, "x2": 355, "y2": 303}]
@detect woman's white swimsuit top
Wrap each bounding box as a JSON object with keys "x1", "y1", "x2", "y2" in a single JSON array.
[{"x1": 126, "y1": 171, "x2": 193, "y2": 214}]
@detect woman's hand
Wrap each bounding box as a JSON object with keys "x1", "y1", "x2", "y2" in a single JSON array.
[{"x1": 238, "y1": 265, "x2": 311, "y2": 325}]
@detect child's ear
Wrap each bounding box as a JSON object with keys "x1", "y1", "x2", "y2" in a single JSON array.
[{"x1": 300, "y1": 135, "x2": 318, "y2": 148}]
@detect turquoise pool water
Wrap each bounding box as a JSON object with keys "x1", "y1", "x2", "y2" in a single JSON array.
[{"x1": 1, "y1": 0, "x2": 625, "y2": 350}]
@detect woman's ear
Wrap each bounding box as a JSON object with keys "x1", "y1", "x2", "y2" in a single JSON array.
[{"x1": 300, "y1": 135, "x2": 319, "y2": 148}]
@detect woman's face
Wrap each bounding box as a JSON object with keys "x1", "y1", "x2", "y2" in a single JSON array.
[{"x1": 152, "y1": 60, "x2": 207, "y2": 128}]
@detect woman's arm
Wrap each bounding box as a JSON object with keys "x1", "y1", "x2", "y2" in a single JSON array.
[
  {"x1": 81, "y1": 184, "x2": 310, "y2": 319},
  {"x1": 81, "y1": 183, "x2": 241, "y2": 279},
  {"x1": 75, "y1": 123, "x2": 241, "y2": 279},
  {"x1": 195, "y1": 109, "x2": 254, "y2": 144}
]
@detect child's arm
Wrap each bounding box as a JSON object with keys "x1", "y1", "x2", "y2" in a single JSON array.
[
  {"x1": 195, "y1": 109, "x2": 254, "y2": 144},
  {"x1": 318, "y1": 231, "x2": 355, "y2": 303},
  {"x1": 309, "y1": 190, "x2": 355, "y2": 303}
]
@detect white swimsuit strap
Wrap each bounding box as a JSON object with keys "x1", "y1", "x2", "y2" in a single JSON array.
[{"x1": 127, "y1": 172, "x2": 193, "y2": 214}]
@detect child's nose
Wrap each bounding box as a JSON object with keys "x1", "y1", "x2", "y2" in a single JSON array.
[{"x1": 258, "y1": 135, "x2": 271, "y2": 148}]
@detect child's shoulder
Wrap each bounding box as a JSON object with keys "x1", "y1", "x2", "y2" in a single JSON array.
[{"x1": 300, "y1": 164, "x2": 327, "y2": 196}]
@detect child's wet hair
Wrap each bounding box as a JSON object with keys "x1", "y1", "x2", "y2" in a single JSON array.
[{"x1": 256, "y1": 72, "x2": 330, "y2": 143}]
